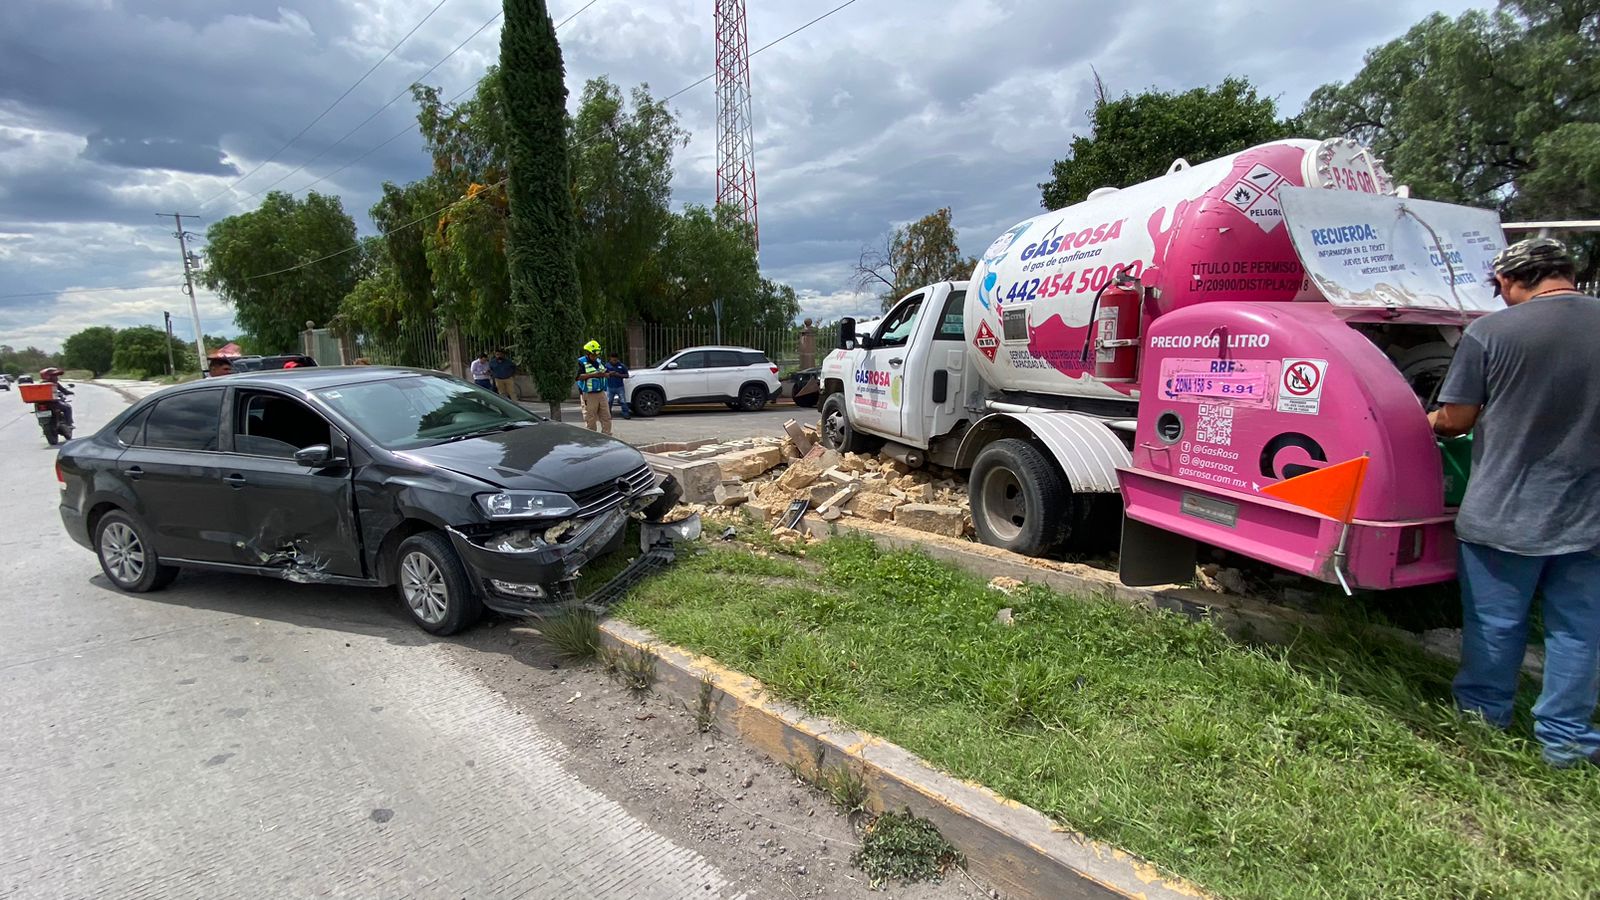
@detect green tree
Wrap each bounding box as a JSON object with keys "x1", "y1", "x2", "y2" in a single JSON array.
[
  {"x1": 61, "y1": 326, "x2": 118, "y2": 377},
  {"x1": 501, "y1": 0, "x2": 583, "y2": 418},
  {"x1": 1040, "y1": 76, "x2": 1292, "y2": 210},
  {"x1": 201, "y1": 191, "x2": 361, "y2": 353},
  {"x1": 855, "y1": 207, "x2": 977, "y2": 310},
  {"x1": 570, "y1": 77, "x2": 686, "y2": 326},
  {"x1": 0, "y1": 345, "x2": 60, "y2": 377},
  {"x1": 1299, "y1": 1, "x2": 1600, "y2": 279},
  {"x1": 111, "y1": 326, "x2": 194, "y2": 378}
]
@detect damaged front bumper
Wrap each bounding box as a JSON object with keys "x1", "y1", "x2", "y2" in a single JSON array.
[{"x1": 448, "y1": 506, "x2": 629, "y2": 614}]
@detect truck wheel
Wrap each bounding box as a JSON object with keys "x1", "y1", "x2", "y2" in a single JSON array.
[
  {"x1": 395, "y1": 531, "x2": 483, "y2": 636},
  {"x1": 969, "y1": 439, "x2": 1070, "y2": 556},
  {"x1": 820, "y1": 393, "x2": 872, "y2": 454},
  {"x1": 631, "y1": 387, "x2": 664, "y2": 418},
  {"x1": 1397, "y1": 342, "x2": 1454, "y2": 408}
]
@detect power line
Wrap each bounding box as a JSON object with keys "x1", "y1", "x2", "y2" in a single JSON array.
[
  {"x1": 0, "y1": 285, "x2": 180, "y2": 301},
  {"x1": 199, "y1": 0, "x2": 456, "y2": 209},
  {"x1": 274, "y1": 0, "x2": 603, "y2": 201},
  {"x1": 245, "y1": 0, "x2": 865, "y2": 283}
]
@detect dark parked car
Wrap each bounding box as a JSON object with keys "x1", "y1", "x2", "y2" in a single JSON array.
[
  {"x1": 229, "y1": 354, "x2": 317, "y2": 373},
  {"x1": 58, "y1": 367, "x2": 674, "y2": 634}
]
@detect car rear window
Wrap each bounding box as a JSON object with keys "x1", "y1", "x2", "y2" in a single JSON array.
[
  {"x1": 143, "y1": 389, "x2": 223, "y2": 451},
  {"x1": 740, "y1": 351, "x2": 769, "y2": 366}
]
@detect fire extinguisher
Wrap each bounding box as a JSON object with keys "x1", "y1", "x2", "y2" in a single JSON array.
[{"x1": 1081, "y1": 281, "x2": 1143, "y2": 382}]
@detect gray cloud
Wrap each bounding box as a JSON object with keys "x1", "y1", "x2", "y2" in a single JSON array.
[{"x1": 0, "y1": 0, "x2": 1486, "y2": 349}]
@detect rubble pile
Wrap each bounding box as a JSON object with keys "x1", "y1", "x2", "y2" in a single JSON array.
[{"x1": 704, "y1": 420, "x2": 974, "y2": 540}]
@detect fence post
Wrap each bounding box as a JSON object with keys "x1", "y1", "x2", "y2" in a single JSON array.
[
  {"x1": 443, "y1": 323, "x2": 467, "y2": 377},
  {"x1": 798, "y1": 319, "x2": 817, "y2": 371},
  {"x1": 627, "y1": 319, "x2": 646, "y2": 368}
]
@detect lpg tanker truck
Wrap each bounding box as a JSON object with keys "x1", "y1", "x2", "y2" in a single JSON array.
[{"x1": 817, "y1": 137, "x2": 1512, "y2": 592}]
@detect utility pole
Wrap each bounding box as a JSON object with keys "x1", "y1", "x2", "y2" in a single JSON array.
[
  {"x1": 159, "y1": 213, "x2": 206, "y2": 374},
  {"x1": 162, "y1": 311, "x2": 176, "y2": 376}
]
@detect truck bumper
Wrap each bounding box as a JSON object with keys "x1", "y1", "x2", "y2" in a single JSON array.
[{"x1": 1119, "y1": 468, "x2": 1457, "y2": 590}]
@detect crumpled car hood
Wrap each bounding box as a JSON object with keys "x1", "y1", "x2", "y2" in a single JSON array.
[{"x1": 400, "y1": 421, "x2": 646, "y2": 493}]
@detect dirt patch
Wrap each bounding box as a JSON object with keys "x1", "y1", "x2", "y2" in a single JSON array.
[{"x1": 445, "y1": 621, "x2": 986, "y2": 899}]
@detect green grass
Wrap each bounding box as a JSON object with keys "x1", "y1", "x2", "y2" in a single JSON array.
[{"x1": 615, "y1": 535, "x2": 1600, "y2": 900}]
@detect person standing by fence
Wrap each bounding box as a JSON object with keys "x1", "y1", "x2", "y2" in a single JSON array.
[
  {"x1": 605, "y1": 351, "x2": 631, "y2": 419},
  {"x1": 471, "y1": 352, "x2": 494, "y2": 391},
  {"x1": 489, "y1": 348, "x2": 518, "y2": 398},
  {"x1": 576, "y1": 341, "x2": 611, "y2": 434}
]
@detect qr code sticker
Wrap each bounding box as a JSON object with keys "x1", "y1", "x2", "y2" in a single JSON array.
[{"x1": 1196, "y1": 404, "x2": 1234, "y2": 446}]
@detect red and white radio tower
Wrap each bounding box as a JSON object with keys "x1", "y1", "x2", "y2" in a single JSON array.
[{"x1": 714, "y1": 0, "x2": 758, "y2": 251}]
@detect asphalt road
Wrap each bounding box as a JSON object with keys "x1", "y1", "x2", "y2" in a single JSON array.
[
  {"x1": 0, "y1": 384, "x2": 734, "y2": 898},
  {"x1": 533, "y1": 399, "x2": 815, "y2": 447}
]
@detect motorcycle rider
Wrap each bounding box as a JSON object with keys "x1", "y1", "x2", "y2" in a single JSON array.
[{"x1": 38, "y1": 367, "x2": 73, "y2": 430}]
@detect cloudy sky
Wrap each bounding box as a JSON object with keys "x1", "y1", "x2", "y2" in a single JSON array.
[{"x1": 0, "y1": 0, "x2": 1485, "y2": 351}]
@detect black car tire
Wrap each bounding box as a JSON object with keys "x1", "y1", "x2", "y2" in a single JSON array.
[
  {"x1": 969, "y1": 439, "x2": 1070, "y2": 556},
  {"x1": 632, "y1": 387, "x2": 664, "y2": 418},
  {"x1": 737, "y1": 382, "x2": 769, "y2": 412},
  {"x1": 820, "y1": 393, "x2": 873, "y2": 454},
  {"x1": 95, "y1": 511, "x2": 180, "y2": 593},
  {"x1": 395, "y1": 531, "x2": 483, "y2": 636}
]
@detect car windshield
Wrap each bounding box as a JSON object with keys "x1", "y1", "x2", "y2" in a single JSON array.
[{"x1": 313, "y1": 374, "x2": 536, "y2": 450}]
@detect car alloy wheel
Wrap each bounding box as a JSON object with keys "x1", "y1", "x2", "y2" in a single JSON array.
[
  {"x1": 400, "y1": 550, "x2": 449, "y2": 625},
  {"x1": 99, "y1": 521, "x2": 145, "y2": 585}
]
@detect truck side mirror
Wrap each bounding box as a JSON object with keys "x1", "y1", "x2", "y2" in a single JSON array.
[{"x1": 838, "y1": 318, "x2": 856, "y2": 351}]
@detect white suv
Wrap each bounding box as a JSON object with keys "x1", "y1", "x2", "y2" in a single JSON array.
[{"x1": 626, "y1": 346, "x2": 782, "y2": 417}]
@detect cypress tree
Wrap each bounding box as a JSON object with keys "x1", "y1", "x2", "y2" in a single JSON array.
[{"x1": 500, "y1": 0, "x2": 583, "y2": 419}]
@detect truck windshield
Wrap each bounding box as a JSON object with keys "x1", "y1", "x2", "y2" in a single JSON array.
[{"x1": 314, "y1": 374, "x2": 536, "y2": 450}]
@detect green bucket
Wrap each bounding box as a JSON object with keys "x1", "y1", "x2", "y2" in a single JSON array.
[{"x1": 1438, "y1": 434, "x2": 1473, "y2": 507}]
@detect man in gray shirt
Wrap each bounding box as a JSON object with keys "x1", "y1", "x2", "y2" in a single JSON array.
[{"x1": 1431, "y1": 237, "x2": 1600, "y2": 769}]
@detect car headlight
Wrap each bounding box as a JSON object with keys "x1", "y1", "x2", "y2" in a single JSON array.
[{"x1": 475, "y1": 491, "x2": 579, "y2": 520}]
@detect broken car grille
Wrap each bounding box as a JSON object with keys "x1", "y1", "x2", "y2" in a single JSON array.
[{"x1": 569, "y1": 464, "x2": 655, "y2": 519}]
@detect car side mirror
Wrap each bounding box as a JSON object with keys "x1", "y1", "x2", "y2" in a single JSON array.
[
  {"x1": 665, "y1": 362, "x2": 679, "y2": 370},
  {"x1": 294, "y1": 444, "x2": 339, "y2": 468},
  {"x1": 838, "y1": 317, "x2": 856, "y2": 350}
]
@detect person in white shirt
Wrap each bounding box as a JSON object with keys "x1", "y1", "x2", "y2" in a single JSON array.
[{"x1": 470, "y1": 352, "x2": 493, "y2": 391}]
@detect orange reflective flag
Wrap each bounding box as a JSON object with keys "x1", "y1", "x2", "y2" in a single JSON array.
[{"x1": 1259, "y1": 456, "x2": 1369, "y2": 523}]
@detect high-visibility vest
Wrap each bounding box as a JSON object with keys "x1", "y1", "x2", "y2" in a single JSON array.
[{"x1": 577, "y1": 356, "x2": 607, "y2": 393}]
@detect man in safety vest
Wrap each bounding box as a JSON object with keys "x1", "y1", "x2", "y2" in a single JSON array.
[{"x1": 575, "y1": 340, "x2": 612, "y2": 434}]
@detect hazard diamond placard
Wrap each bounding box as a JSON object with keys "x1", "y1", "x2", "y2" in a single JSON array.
[{"x1": 973, "y1": 320, "x2": 999, "y2": 361}]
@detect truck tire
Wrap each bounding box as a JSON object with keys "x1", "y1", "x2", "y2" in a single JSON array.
[
  {"x1": 1396, "y1": 342, "x2": 1454, "y2": 408},
  {"x1": 969, "y1": 439, "x2": 1070, "y2": 556},
  {"x1": 820, "y1": 393, "x2": 873, "y2": 454}
]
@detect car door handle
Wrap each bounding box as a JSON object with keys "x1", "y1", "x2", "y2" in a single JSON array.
[
  {"x1": 122, "y1": 466, "x2": 143, "y2": 480},
  {"x1": 888, "y1": 358, "x2": 904, "y2": 367},
  {"x1": 223, "y1": 473, "x2": 248, "y2": 489}
]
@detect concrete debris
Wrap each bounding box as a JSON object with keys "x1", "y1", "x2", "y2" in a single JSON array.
[
  {"x1": 779, "y1": 438, "x2": 801, "y2": 460},
  {"x1": 782, "y1": 419, "x2": 814, "y2": 456},
  {"x1": 775, "y1": 459, "x2": 824, "y2": 492},
  {"x1": 716, "y1": 446, "x2": 784, "y2": 481},
  {"x1": 814, "y1": 484, "x2": 859, "y2": 515},
  {"x1": 821, "y1": 466, "x2": 856, "y2": 485},
  {"x1": 845, "y1": 493, "x2": 901, "y2": 523},
  {"x1": 891, "y1": 503, "x2": 965, "y2": 537},
  {"x1": 988, "y1": 576, "x2": 1025, "y2": 594},
  {"x1": 995, "y1": 607, "x2": 1015, "y2": 626},
  {"x1": 713, "y1": 482, "x2": 750, "y2": 508}
]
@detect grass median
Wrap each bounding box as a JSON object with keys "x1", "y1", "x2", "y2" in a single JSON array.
[{"x1": 612, "y1": 533, "x2": 1600, "y2": 900}]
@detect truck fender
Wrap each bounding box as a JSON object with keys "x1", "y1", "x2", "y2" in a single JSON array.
[{"x1": 954, "y1": 412, "x2": 1129, "y2": 493}]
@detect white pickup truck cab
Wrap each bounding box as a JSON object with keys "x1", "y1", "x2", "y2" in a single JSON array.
[{"x1": 817, "y1": 281, "x2": 1129, "y2": 556}]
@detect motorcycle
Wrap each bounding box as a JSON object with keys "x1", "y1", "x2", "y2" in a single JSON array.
[{"x1": 20, "y1": 381, "x2": 73, "y2": 446}]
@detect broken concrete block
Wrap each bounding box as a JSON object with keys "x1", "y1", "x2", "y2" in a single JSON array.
[
  {"x1": 892, "y1": 503, "x2": 966, "y2": 537},
  {"x1": 846, "y1": 493, "x2": 902, "y2": 523},
  {"x1": 775, "y1": 457, "x2": 826, "y2": 492},
  {"x1": 646, "y1": 456, "x2": 723, "y2": 505},
  {"x1": 995, "y1": 607, "x2": 1015, "y2": 626},
  {"x1": 988, "y1": 576, "x2": 1025, "y2": 594},
  {"x1": 716, "y1": 446, "x2": 784, "y2": 481},
  {"x1": 713, "y1": 482, "x2": 750, "y2": 507},
  {"x1": 816, "y1": 449, "x2": 842, "y2": 471},
  {"x1": 815, "y1": 484, "x2": 859, "y2": 514},
  {"x1": 912, "y1": 482, "x2": 936, "y2": 503},
  {"x1": 783, "y1": 419, "x2": 814, "y2": 456},
  {"x1": 820, "y1": 507, "x2": 842, "y2": 521},
  {"x1": 808, "y1": 482, "x2": 841, "y2": 506},
  {"x1": 741, "y1": 503, "x2": 771, "y2": 524},
  {"x1": 841, "y1": 453, "x2": 869, "y2": 473},
  {"x1": 822, "y1": 466, "x2": 857, "y2": 485},
  {"x1": 780, "y1": 438, "x2": 801, "y2": 460}
]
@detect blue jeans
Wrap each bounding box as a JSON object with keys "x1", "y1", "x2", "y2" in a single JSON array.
[
  {"x1": 473, "y1": 378, "x2": 494, "y2": 392},
  {"x1": 607, "y1": 383, "x2": 630, "y2": 417},
  {"x1": 1454, "y1": 541, "x2": 1600, "y2": 767}
]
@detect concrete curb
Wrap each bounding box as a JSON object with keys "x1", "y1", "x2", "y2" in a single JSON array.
[{"x1": 597, "y1": 619, "x2": 1207, "y2": 900}]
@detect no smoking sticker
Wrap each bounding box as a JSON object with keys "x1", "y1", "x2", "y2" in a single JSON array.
[{"x1": 1277, "y1": 358, "x2": 1327, "y2": 415}]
